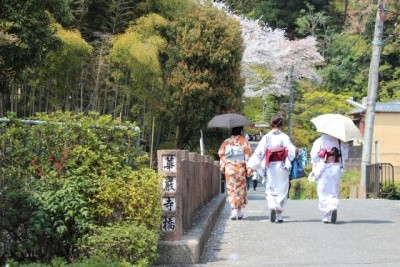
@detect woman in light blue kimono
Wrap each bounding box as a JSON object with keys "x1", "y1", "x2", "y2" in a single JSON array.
[
  {"x1": 247, "y1": 114, "x2": 296, "y2": 223},
  {"x1": 310, "y1": 134, "x2": 348, "y2": 223}
]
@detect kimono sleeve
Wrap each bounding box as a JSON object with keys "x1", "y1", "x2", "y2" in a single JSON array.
[
  {"x1": 247, "y1": 135, "x2": 267, "y2": 177},
  {"x1": 310, "y1": 137, "x2": 323, "y2": 163},
  {"x1": 218, "y1": 140, "x2": 227, "y2": 172}
]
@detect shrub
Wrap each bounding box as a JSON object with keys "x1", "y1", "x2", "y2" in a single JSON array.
[
  {"x1": 380, "y1": 181, "x2": 400, "y2": 200},
  {"x1": 289, "y1": 170, "x2": 361, "y2": 199},
  {"x1": 289, "y1": 178, "x2": 318, "y2": 199},
  {"x1": 7, "y1": 256, "x2": 135, "y2": 267},
  {"x1": 289, "y1": 165, "x2": 317, "y2": 199},
  {"x1": 80, "y1": 222, "x2": 158, "y2": 266},
  {"x1": 90, "y1": 168, "x2": 162, "y2": 230},
  {"x1": 0, "y1": 112, "x2": 161, "y2": 265},
  {"x1": 339, "y1": 171, "x2": 360, "y2": 198}
]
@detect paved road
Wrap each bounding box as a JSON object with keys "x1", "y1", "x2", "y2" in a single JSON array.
[{"x1": 197, "y1": 186, "x2": 400, "y2": 266}]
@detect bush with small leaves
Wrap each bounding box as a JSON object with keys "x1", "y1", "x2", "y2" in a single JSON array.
[
  {"x1": 0, "y1": 112, "x2": 161, "y2": 265},
  {"x1": 80, "y1": 221, "x2": 158, "y2": 266}
]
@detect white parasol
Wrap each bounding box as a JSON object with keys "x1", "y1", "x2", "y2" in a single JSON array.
[{"x1": 311, "y1": 114, "x2": 363, "y2": 142}]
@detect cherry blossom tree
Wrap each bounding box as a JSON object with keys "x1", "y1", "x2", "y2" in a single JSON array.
[{"x1": 212, "y1": 1, "x2": 324, "y2": 97}]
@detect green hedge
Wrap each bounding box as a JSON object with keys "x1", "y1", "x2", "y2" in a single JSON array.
[
  {"x1": 379, "y1": 181, "x2": 400, "y2": 200},
  {"x1": 0, "y1": 112, "x2": 162, "y2": 266},
  {"x1": 289, "y1": 169, "x2": 361, "y2": 199},
  {"x1": 80, "y1": 221, "x2": 158, "y2": 266},
  {"x1": 289, "y1": 169, "x2": 400, "y2": 200},
  {"x1": 6, "y1": 257, "x2": 135, "y2": 267}
]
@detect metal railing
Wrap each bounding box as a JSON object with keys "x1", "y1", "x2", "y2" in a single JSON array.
[{"x1": 366, "y1": 163, "x2": 395, "y2": 198}]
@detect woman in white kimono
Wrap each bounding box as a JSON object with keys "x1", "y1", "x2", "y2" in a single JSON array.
[
  {"x1": 310, "y1": 134, "x2": 348, "y2": 223},
  {"x1": 247, "y1": 114, "x2": 296, "y2": 223}
]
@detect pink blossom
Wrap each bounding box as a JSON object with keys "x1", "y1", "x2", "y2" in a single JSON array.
[{"x1": 212, "y1": 1, "x2": 325, "y2": 97}]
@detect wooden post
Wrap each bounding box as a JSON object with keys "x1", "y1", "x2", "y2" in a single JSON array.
[{"x1": 158, "y1": 150, "x2": 183, "y2": 240}]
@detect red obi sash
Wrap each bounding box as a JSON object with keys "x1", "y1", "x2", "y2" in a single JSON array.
[
  {"x1": 318, "y1": 147, "x2": 341, "y2": 163},
  {"x1": 265, "y1": 146, "x2": 288, "y2": 167}
]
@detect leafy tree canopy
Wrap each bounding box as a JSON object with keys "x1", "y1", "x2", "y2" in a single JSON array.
[
  {"x1": 220, "y1": 0, "x2": 335, "y2": 37},
  {"x1": 318, "y1": 32, "x2": 373, "y2": 99},
  {"x1": 27, "y1": 21, "x2": 93, "y2": 111},
  {"x1": 293, "y1": 89, "x2": 352, "y2": 148},
  {"x1": 163, "y1": 4, "x2": 245, "y2": 149},
  {"x1": 0, "y1": 0, "x2": 73, "y2": 81},
  {"x1": 80, "y1": 0, "x2": 195, "y2": 40},
  {"x1": 109, "y1": 13, "x2": 168, "y2": 120}
]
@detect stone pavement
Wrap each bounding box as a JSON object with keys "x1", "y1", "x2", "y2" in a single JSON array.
[{"x1": 196, "y1": 186, "x2": 400, "y2": 266}]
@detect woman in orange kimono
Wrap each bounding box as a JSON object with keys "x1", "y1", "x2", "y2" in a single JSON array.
[{"x1": 218, "y1": 126, "x2": 253, "y2": 220}]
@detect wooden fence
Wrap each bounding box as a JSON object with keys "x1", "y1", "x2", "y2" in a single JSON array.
[{"x1": 157, "y1": 150, "x2": 221, "y2": 241}]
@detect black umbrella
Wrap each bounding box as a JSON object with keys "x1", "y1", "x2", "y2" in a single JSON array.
[{"x1": 207, "y1": 113, "x2": 252, "y2": 128}]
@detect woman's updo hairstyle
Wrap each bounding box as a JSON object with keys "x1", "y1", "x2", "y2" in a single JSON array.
[
  {"x1": 270, "y1": 113, "x2": 284, "y2": 128},
  {"x1": 231, "y1": 126, "x2": 243, "y2": 136}
]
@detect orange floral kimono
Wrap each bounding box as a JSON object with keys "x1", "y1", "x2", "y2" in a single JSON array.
[{"x1": 218, "y1": 135, "x2": 253, "y2": 209}]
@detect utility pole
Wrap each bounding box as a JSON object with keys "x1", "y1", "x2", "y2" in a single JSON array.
[
  {"x1": 287, "y1": 65, "x2": 294, "y2": 139},
  {"x1": 361, "y1": 0, "x2": 385, "y2": 191},
  {"x1": 262, "y1": 95, "x2": 266, "y2": 122}
]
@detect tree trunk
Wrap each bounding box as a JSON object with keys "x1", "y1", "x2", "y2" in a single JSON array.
[
  {"x1": 344, "y1": 0, "x2": 348, "y2": 25},
  {"x1": 46, "y1": 82, "x2": 50, "y2": 113},
  {"x1": 80, "y1": 67, "x2": 85, "y2": 112},
  {"x1": 10, "y1": 83, "x2": 14, "y2": 113},
  {"x1": 0, "y1": 93, "x2": 3, "y2": 116},
  {"x1": 93, "y1": 42, "x2": 105, "y2": 112}
]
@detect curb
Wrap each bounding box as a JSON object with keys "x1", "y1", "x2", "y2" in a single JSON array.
[{"x1": 155, "y1": 194, "x2": 226, "y2": 265}]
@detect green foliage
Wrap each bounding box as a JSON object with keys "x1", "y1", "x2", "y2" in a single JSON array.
[
  {"x1": 287, "y1": 89, "x2": 352, "y2": 148},
  {"x1": 291, "y1": 127, "x2": 315, "y2": 149},
  {"x1": 295, "y1": 2, "x2": 328, "y2": 37},
  {"x1": 0, "y1": 0, "x2": 73, "y2": 80},
  {"x1": 289, "y1": 178, "x2": 318, "y2": 200},
  {"x1": 111, "y1": 13, "x2": 168, "y2": 76},
  {"x1": 380, "y1": 181, "x2": 400, "y2": 200},
  {"x1": 243, "y1": 97, "x2": 265, "y2": 125},
  {"x1": 110, "y1": 13, "x2": 168, "y2": 114},
  {"x1": 143, "y1": 0, "x2": 195, "y2": 19},
  {"x1": 0, "y1": 112, "x2": 161, "y2": 265},
  {"x1": 79, "y1": 0, "x2": 193, "y2": 39},
  {"x1": 379, "y1": 36, "x2": 400, "y2": 101},
  {"x1": 340, "y1": 171, "x2": 361, "y2": 198},
  {"x1": 290, "y1": 170, "x2": 400, "y2": 201},
  {"x1": 2, "y1": 0, "x2": 400, "y2": 153},
  {"x1": 289, "y1": 169, "x2": 361, "y2": 199},
  {"x1": 91, "y1": 168, "x2": 162, "y2": 230},
  {"x1": 243, "y1": 94, "x2": 280, "y2": 125},
  {"x1": 318, "y1": 33, "x2": 370, "y2": 96},
  {"x1": 80, "y1": 221, "x2": 158, "y2": 266},
  {"x1": 29, "y1": 177, "x2": 93, "y2": 261},
  {"x1": 162, "y1": 4, "x2": 245, "y2": 149},
  {"x1": 223, "y1": 0, "x2": 336, "y2": 37},
  {"x1": 7, "y1": 256, "x2": 136, "y2": 267},
  {"x1": 296, "y1": 90, "x2": 351, "y2": 132},
  {"x1": 28, "y1": 22, "x2": 93, "y2": 111}
]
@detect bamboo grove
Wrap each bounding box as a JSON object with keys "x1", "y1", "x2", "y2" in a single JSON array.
[{"x1": 1, "y1": 0, "x2": 399, "y2": 153}]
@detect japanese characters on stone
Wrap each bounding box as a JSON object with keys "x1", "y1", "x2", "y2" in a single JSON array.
[
  {"x1": 161, "y1": 216, "x2": 176, "y2": 232},
  {"x1": 162, "y1": 197, "x2": 176, "y2": 212},
  {"x1": 161, "y1": 154, "x2": 177, "y2": 233},
  {"x1": 162, "y1": 155, "x2": 177, "y2": 172},
  {"x1": 163, "y1": 176, "x2": 176, "y2": 192}
]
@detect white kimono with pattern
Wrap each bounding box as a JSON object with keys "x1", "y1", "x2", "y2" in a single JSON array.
[
  {"x1": 310, "y1": 134, "x2": 349, "y2": 219},
  {"x1": 247, "y1": 129, "x2": 296, "y2": 212}
]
